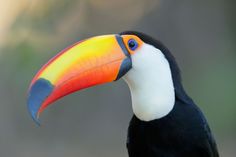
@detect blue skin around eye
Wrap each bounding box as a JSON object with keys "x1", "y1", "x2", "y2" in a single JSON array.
[{"x1": 128, "y1": 39, "x2": 138, "y2": 51}]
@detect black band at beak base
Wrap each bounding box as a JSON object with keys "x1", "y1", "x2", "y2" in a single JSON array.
[
  {"x1": 115, "y1": 57, "x2": 132, "y2": 81},
  {"x1": 115, "y1": 35, "x2": 132, "y2": 80}
]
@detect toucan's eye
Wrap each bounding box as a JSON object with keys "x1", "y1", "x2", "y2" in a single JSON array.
[{"x1": 128, "y1": 39, "x2": 138, "y2": 51}]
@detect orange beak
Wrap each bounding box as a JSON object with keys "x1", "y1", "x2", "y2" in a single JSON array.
[{"x1": 27, "y1": 35, "x2": 132, "y2": 124}]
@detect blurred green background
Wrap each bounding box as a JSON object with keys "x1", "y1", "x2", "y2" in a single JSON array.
[{"x1": 0, "y1": 0, "x2": 235, "y2": 157}]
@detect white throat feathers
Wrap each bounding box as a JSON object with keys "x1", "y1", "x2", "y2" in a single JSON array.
[{"x1": 123, "y1": 43, "x2": 175, "y2": 121}]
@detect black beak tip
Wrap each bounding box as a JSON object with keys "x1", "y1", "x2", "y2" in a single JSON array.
[{"x1": 27, "y1": 78, "x2": 54, "y2": 125}]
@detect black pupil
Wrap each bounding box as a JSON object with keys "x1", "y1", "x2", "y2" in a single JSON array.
[{"x1": 129, "y1": 41, "x2": 135, "y2": 48}]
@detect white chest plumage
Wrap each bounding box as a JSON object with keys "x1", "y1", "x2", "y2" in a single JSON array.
[{"x1": 123, "y1": 43, "x2": 175, "y2": 121}]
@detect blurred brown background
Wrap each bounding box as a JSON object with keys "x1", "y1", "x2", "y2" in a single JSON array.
[{"x1": 0, "y1": 0, "x2": 235, "y2": 157}]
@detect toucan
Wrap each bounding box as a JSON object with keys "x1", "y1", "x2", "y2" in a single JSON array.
[{"x1": 27, "y1": 31, "x2": 219, "y2": 157}]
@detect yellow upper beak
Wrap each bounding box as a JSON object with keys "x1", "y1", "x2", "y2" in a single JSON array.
[{"x1": 27, "y1": 34, "x2": 132, "y2": 124}]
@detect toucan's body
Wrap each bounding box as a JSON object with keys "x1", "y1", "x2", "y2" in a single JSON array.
[
  {"x1": 124, "y1": 32, "x2": 219, "y2": 157},
  {"x1": 27, "y1": 31, "x2": 219, "y2": 157},
  {"x1": 127, "y1": 101, "x2": 218, "y2": 157}
]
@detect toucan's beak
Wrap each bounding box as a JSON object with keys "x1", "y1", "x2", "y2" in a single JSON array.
[{"x1": 27, "y1": 35, "x2": 131, "y2": 124}]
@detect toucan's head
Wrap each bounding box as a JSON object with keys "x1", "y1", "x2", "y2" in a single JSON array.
[{"x1": 28, "y1": 31, "x2": 183, "y2": 124}]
